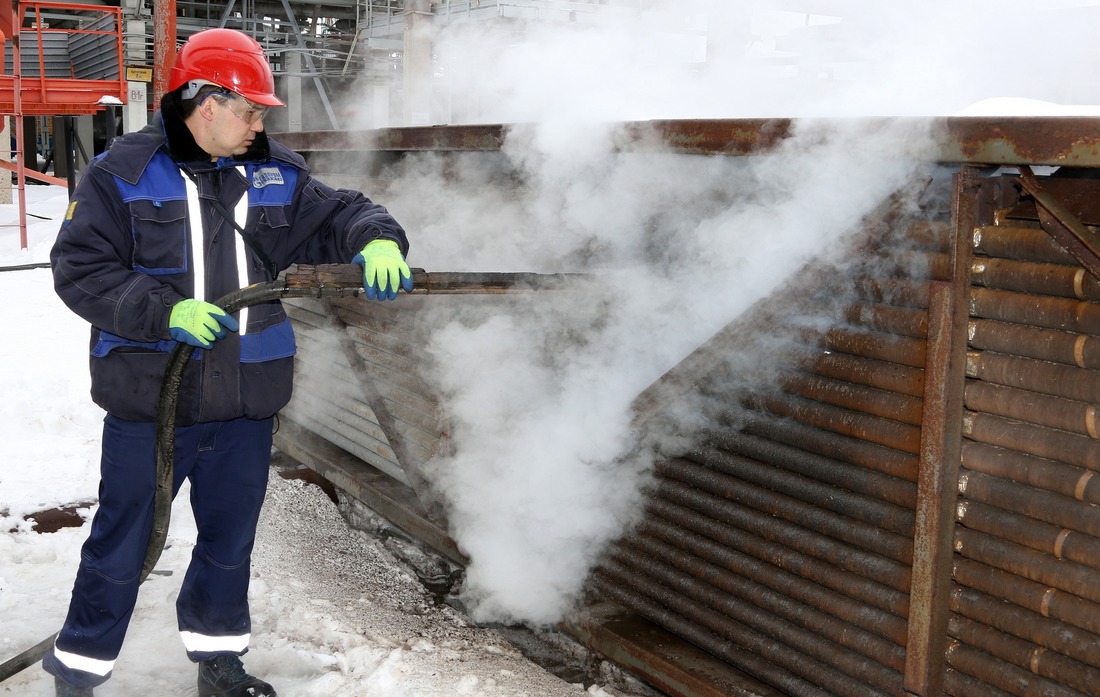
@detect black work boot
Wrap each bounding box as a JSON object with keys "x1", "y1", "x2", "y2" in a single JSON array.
[
  {"x1": 54, "y1": 676, "x2": 93, "y2": 697},
  {"x1": 197, "y1": 655, "x2": 276, "y2": 697}
]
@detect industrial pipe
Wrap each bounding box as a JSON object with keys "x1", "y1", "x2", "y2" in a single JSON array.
[
  {"x1": 970, "y1": 286, "x2": 1100, "y2": 335},
  {"x1": 655, "y1": 466, "x2": 913, "y2": 593},
  {"x1": 780, "y1": 373, "x2": 924, "y2": 426},
  {"x1": 749, "y1": 393, "x2": 923, "y2": 454},
  {"x1": 705, "y1": 426, "x2": 918, "y2": 508},
  {"x1": 967, "y1": 319, "x2": 1100, "y2": 370},
  {"x1": 735, "y1": 412, "x2": 919, "y2": 482},
  {"x1": 972, "y1": 225, "x2": 1077, "y2": 266},
  {"x1": 970, "y1": 256, "x2": 1100, "y2": 301},
  {"x1": 648, "y1": 492, "x2": 911, "y2": 617},
  {"x1": 953, "y1": 557, "x2": 1100, "y2": 636},
  {"x1": 635, "y1": 514, "x2": 910, "y2": 646},
  {"x1": 960, "y1": 441, "x2": 1100, "y2": 507},
  {"x1": 966, "y1": 350, "x2": 1100, "y2": 404},
  {"x1": 964, "y1": 381, "x2": 1098, "y2": 438},
  {"x1": 688, "y1": 439, "x2": 916, "y2": 538}
]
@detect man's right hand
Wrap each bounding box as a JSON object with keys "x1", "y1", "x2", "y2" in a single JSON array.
[{"x1": 169, "y1": 299, "x2": 239, "y2": 349}]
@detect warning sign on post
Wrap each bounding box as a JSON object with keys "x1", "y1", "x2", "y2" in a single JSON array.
[{"x1": 125, "y1": 67, "x2": 153, "y2": 82}]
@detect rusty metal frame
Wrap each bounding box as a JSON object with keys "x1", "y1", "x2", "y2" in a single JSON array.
[
  {"x1": 903, "y1": 166, "x2": 979, "y2": 695},
  {"x1": 273, "y1": 117, "x2": 1100, "y2": 167},
  {"x1": 1016, "y1": 165, "x2": 1100, "y2": 281}
]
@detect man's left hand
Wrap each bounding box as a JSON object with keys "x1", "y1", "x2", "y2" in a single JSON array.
[{"x1": 353, "y1": 239, "x2": 413, "y2": 301}]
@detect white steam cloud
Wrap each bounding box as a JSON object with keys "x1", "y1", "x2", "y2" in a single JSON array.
[{"x1": 335, "y1": 1, "x2": 1100, "y2": 625}]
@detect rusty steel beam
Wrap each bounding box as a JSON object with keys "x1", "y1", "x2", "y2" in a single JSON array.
[
  {"x1": 811, "y1": 327, "x2": 927, "y2": 369},
  {"x1": 591, "y1": 573, "x2": 834, "y2": 697},
  {"x1": 286, "y1": 264, "x2": 588, "y2": 294},
  {"x1": 804, "y1": 351, "x2": 925, "y2": 398},
  {"x1": 609, "y1": 544, "x2": 906, "y2": 694},
  {"x1": 564, "y1": 608, "x2": 789, "y2": 697},
  {"x1": 752, "y1": 392, "x2": 923, "y2": 454},
  {"x1": 736, "y1": 412, "x2": 919, "y2": 482},
  {"x1": 1017, "y1": 166, "x2": 1100, "y2": 281},
  {"x1": 617, "y1": 535, "x2": 908, "y2": 673},
  {"x1": 964, "y1": 380, "x2": 1099, "y2": 438},
  {"x1": 900, "y1": 220, "x2": 952, "y2": 252},
  {"x1": 956, "y1": 498, "x2": 1100, "y2": 570},
  {"x1": 945, "y1": 638, "x2": 1083, "y2": 697},
  {"x1": 963, "y1": 409, "x2": 1100, "y2": 471},
  {"x1": 869, "y1": 250, "x2": 952, "y2": 283},
  {"x1": 943, "y1": 667, "x2": 1015, "y2": 697},
  {"x1": 842, "y1": 303, "x2": 929, "y2": 339},
  {"x1": 273, "y1": 117, "x2": 1100, "y2": 166},
  {"x1": 958, "y1": 469, "x2": 1100, "y2": 540},
  {"x1": 953, "y1": 524, "x2": 1100, "y2": 607},
  {"x1": 904, "y1": 164, "x2": 979, "y2": 697},
  {"x1": 852, "y1": 276, "x2": 931, "y2": 310}
]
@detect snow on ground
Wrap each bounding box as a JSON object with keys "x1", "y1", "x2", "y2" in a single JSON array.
[{"x1": 0, "y1": 186, "x2": 631, "y2": 696}]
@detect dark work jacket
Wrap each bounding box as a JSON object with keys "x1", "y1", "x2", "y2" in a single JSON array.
[{"x1": 51, "y1": 94, "x2": 408, "y2": 424}]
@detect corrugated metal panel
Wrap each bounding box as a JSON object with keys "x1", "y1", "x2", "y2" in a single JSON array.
[
  {"x1": 69, "y1": 12, "x2": 119, "y2": 80},
  {"x1": 3, "y1": 33, "x2": 71, "y2": 78},
  {"x1": 1, "y1": 14, "x2": 119, "y2": 80}
]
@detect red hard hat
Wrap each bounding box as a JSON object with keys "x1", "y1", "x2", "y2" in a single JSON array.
[{"x1": 168, "y1": 28, "x2": 285, "y2": 107}]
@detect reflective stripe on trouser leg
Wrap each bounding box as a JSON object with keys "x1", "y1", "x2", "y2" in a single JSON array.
[
  {"x1": 44, "y1": 416, "x2": 194, "y2": 689},
  {"x1": 176, "y1": 416, "x2": 273, "y2": 661}
]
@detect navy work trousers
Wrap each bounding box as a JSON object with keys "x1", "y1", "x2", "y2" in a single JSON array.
[{"x1": 44, "y1": 414, "x2": 273, "y2": 689}]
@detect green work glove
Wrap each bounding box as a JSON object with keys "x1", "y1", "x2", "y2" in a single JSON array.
[
  {"x1": 169, "y1": 299, "x2": 239, "y2": 349},
  {"x1": 353, "y1": 239, "x2": 412, "y2": 301}
]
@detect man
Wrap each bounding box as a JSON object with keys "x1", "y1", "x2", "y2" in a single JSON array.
[{"x1": 44, "y1": 27, "x2": 412, "y2": 697}]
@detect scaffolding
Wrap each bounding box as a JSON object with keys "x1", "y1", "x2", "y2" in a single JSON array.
[{"x1": 0, "y1": 1, "x2": 126, "y2": 249}]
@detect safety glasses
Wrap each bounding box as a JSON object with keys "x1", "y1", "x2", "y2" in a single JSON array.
[{"x1": 218, "y1": 92, "x2": 269, "y2": 125}]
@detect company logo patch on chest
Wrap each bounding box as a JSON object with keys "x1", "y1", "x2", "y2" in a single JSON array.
[{"x1": 251, "y1": 167, "x2": 285, "y2": 189}]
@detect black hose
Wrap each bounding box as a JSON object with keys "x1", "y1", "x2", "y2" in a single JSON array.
[
  {"x1": 0, "y1": 262, "x2": 51, "y2": 272},
  {"x1": 141, "y1": 279, "x2": 365, "y2": 582}
]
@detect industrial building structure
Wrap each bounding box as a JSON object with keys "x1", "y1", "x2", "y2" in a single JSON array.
[{"x1": 5, "y1": 3, "x2": 1100, "y2": 697}]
